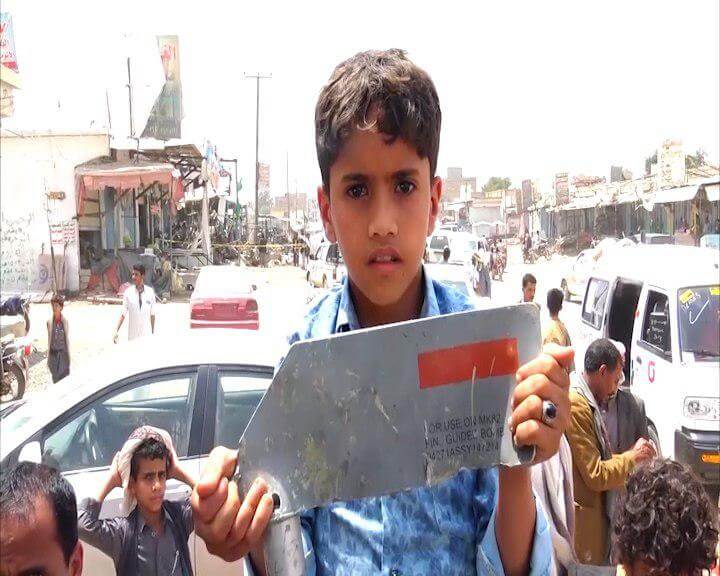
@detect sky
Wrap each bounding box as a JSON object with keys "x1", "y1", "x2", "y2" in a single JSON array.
[{"x1": 2, "y1": 0, "x2": 719, "y2": 204}]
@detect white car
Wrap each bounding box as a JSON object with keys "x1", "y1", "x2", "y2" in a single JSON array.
[
  {"x1": 307, "y1": 243, "x2": 346, "y2": 288},
  {"x1": 1, "y1": 330, "x2": 281, "y2": 575},
  {"x1": 561, "y1": 249, "x2": 595, "y2": 302}
]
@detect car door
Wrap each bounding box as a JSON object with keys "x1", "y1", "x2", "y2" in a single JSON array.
[
  {"x1": 631, "y1": 287, "x2": 676, "y2": 456},
  {"x1": 194, "y1": 364, "x2": 272, "y2": 576},
  {"x1": 569, "y1": 252, "x2": 588, "y2": 295},
  {"x1": 39, "y1": 366, "x2": 207, "y2": 574}
]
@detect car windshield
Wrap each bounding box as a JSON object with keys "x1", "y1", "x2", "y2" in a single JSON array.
[
  {"x1": 195, "y1": 267, "x2": 253, "y2": 295},
  {"x1": 677, "y1": 286, "x2": 720, "y2": 360}
]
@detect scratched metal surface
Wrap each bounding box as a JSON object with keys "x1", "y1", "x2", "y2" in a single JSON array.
[{"x1": 235, "y1": 303, "x2": 540, "y2": 517}]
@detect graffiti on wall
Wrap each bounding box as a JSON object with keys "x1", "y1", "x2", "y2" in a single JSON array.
[{"x1": 0, "y1": 213, "x2": 35, "y2": 291}]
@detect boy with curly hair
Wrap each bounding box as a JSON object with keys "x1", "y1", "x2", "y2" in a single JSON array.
[{"x1": 613, "y1": 459, "x2": 718, "y2": 576}]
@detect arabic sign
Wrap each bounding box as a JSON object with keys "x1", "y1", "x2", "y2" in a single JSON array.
[
  {"x1": 0, "y1": 13, "x2": 18, "y2": 73},
  {"x1": 50, "y1": 219, "x2": 78, "y2": 246},
  {"x1": 141, "y1": 35, "x2": 182, "y2": 140},
  {"x1": 554, "y1": 173, "x2": 569, "y2": 205}
]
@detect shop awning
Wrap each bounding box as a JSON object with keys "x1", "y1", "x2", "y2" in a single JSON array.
[
  {"x1": 704, "y1": 183, "x2": 720, "y2": 203},
  {"x1": 651, "y1": 185, "x2": 699, "y2": 204},
  {"x1": 557, "y1": 196, "x2": 599, "y2": 212},
  {"x1": 75, "y1": 159, "x2": 183, "y2": 216}
]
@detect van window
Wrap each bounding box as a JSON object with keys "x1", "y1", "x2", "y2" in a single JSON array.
[
  {"x1": 677, "y1": 286, "x2": 719, "y2": 361},
  {"x1": 641, "y1": 291, "x2": 671, "y2": 356},
  {"x1": 582, "y1": 278, "x2": 609, "y2": 329}
]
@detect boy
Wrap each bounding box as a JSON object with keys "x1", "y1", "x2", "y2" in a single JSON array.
[
  {"x1": 192, "y1": 49, "x2": 572, "y2": 575},
  {"x1": 1, "y1": 462, "x2": 84, "y2": 576},
  {"x1": 612, "y1": 459, "x2": 718, "y2": 575},
  {"x1": 47, "y1": 292, "x2": 71, "y2": 383},
  {"x1": 543, "y1": 288, "x2": 574, "y2": 373},
  {"x1": 78, "y1": 430, "x2": 196, "y2": 575}
]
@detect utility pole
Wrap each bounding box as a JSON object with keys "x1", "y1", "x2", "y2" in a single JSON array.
[
  {"x1": 126, "y1": 57, "x2": 134, "y2": 140},
  {"x1": 245, "y1": 73, "x2": 271, "y2": 243},
  {"x1": 286, "y1": 150, "x2": 290, "y2": 234}
]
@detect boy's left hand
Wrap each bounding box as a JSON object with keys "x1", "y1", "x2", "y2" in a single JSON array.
[{"x1": 509, "y1": 343, "x2": 573, "y2": 464}]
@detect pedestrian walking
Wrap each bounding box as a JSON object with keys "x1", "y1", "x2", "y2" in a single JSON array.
[
  {"x1": 47, "y1": 293, "x2": 71, "y2": 383},
  {"x1": 113, "y1": 264, "x2": 156, "y2": 343}
]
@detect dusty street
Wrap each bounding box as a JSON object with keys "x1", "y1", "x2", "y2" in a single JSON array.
[{"x1": 23, "y1": 252, "x2": 582, "y2": 397}]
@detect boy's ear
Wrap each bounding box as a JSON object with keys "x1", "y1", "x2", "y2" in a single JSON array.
[
  {"x1": 69, "y1": 541, "x2": 84, "y2": 576},
  {"x1": 427, "y1": 176, "x2": 442, "y2": 237},
  {"x1": 318, "y1": 185, "x2": 337, "y2": 243}
]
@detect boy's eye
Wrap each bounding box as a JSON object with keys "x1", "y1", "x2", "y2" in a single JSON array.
[
  {"x1": 159, "y1": 471, "x2": 166, "y2": 480},
  {"x1": 346, "y1": 184, "x2": 368, "y2": 199},
  {"x1": 396, "y1": 181, "x2": 416, "y2": 195}
]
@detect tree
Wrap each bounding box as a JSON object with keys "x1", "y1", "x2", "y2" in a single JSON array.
[
  {"x1": 645, "y1": 152, "x2": 658, "y2": 175},
  {"x1": 685, "y1": 148, "x2": 707, "y2": 169},
  {"x1": 482, "y1": 176, "x2": 512, "y2": 195}
]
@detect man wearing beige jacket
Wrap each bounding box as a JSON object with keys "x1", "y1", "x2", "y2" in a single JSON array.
[{"x1": 567, "y1": 339, "x2": 655, "y2": 565}]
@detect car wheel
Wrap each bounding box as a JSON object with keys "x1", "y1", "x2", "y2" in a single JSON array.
[
  {"x1": 562, "y1": 281, "x2": 571, "y2": 302},
  {"x1": 648, "y1": 423, "x2": 662, "y2": 458},
  {"x1": 1, "y1": 364, "x2": 26, "y2": 402}
]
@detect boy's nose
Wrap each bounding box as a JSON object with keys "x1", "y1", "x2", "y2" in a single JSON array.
[{"x1": 367, "y1": 188, "x2": 398, "y2": 238}]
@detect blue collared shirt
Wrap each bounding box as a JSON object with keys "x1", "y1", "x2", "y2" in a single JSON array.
[{"x1": 248, "y1": 269, "x2": 552, "y2": 575}]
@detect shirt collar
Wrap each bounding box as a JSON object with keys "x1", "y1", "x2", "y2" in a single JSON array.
[
  {"x1": 335, "y1": 266, "x2": 438, "y2": 333},
  {"x1": 137, "y1": 506, "x2": 168, "y2": 534}
]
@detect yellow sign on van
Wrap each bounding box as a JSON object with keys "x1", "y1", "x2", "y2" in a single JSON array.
[
  {"x1": 710, "y1": 286, "x2": 720, "y2": 296},
  {"x1": 679, "y1": 289, "x2": 695, "y2": 304}
]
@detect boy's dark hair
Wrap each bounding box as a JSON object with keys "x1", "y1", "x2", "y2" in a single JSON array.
[
  {"x1": 130, "y1": 437, "x2": 170, "y2": 479},
  {"x1": 613, "y1": 459, "x2": 718, "y2": 575},
  {"x1": 522, "y1": 273, "x2": 537, "y2": 288},
  {"x1": 0, "y1": 461, "x2": 78, "y2": 564},
  {"x1": 51, "y1": 293, "x2": 65, "y2": 308},
  {"x1": 315, "y1": 49, "x2": 441, "y2": 191},
  {"x1": 133, "y1": 263, "x2": 146, "y2": 276},
  {"x1": 546, "y1": 288, "x2": 563, "y2": 316},
  {"x1": 584, "y1": 338, "x2": 622, "y2": 373}
]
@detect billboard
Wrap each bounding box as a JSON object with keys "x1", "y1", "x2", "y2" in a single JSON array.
[
  {"x1": 0, "y1": 13, "x2": 18, "y2": 72},
  {"x1": 142, "y1": 35, "x2": 182, "y2": 140}
]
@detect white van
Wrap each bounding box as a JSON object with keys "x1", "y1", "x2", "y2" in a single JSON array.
[{"x1": 578, "y1": 245, "x2": 719, "y2": 486}]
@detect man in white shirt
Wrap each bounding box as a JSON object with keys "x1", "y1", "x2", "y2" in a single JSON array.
[{"x1": 113, "y1": 264, "x2": 156, "y2": 342}]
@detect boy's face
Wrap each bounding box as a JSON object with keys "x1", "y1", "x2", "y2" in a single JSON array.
[
  {"x1": 523, "y1": 282, "x2": 536, "y2": 303},
  {"x1": 52, "y1": 303, "x2": 63, "y2": 317},
  {"x1": 130, "y1": 457, "x2": 167, "y2": 514},
  {"x1": 319, "y1": 127, "x2": 441, "y2": 307}
]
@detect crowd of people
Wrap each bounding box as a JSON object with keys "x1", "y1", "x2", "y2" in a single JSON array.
[{"x1": 2, "y1": 48, "x2": 718, "y2": 576}]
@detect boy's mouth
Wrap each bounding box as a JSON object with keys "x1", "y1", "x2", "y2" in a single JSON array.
[{"x1": 368, "y1": 247, "x2": 402, "y2": 269}]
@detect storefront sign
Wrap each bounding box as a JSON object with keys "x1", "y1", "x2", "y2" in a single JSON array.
[
  {"x1": 141, "y1": 35, "x2": 182, "y2": 140},
  {"x1": 50, "y1": 219, "x2": 78, "y2": 246}
]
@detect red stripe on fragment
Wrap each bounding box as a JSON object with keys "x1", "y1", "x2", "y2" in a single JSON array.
[{"x1": 418, "y1": 338, "x2": 518, "y2": 389}]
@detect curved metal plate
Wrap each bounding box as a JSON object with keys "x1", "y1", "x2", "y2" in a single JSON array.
[{"x1": 235, "y1": 303, "x2": 540, "y2": 516}]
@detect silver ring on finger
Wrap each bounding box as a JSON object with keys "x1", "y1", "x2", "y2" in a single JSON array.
[{"x1": 541, "y1": 400, "x2": 558, "y2": 426}]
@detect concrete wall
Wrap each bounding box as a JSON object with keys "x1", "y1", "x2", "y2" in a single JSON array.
[{"x1": 0, "y1": 132, "x2": 110, "y2": 294}]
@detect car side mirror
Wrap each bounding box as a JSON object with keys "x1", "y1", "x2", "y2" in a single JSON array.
[{"x1": 18, "y1": 440, "x2": 42, "y2": 464}]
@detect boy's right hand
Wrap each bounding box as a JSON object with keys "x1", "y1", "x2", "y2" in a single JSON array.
[{"x1": 191, "y1": 447, "x2": 275, "y2": 562}]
